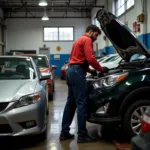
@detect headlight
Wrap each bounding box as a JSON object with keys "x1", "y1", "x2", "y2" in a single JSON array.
[
  {"x1": 93, "y1": 72, "x2": 128, "y2": 88},
  {"x1": 15, "y1": 93, "x2": 41, "y2": 108}
]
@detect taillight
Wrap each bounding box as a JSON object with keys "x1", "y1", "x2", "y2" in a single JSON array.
[{"x1": 141, "y1": 114, "x2": 150, "y2": 133}]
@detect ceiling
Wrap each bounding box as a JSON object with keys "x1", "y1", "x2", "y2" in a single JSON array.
[{"x1": 0, "y1": 0, "x2": 104, "y2": 18}]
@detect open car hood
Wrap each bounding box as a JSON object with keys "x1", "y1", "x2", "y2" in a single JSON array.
[{"x1": 96, "y1": 9, "x2": 150, "y2": 62}]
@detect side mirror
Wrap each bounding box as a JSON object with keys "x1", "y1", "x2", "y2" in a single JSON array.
[
  {"x1": 52, "y1": 65, "x2": 57, "y2": 71},
  {"x1": 40, "y1": 72, "x2": 50, "y2": 81}
]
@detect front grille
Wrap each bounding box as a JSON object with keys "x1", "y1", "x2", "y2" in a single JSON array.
[
  {"x1": 0, "y1": 103, "x2": 9, "y2": 112},
  {"x1": 0, "y1": 124, "x2": 13, "y2": 134}
]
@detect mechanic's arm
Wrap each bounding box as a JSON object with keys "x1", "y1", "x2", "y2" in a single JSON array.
[{"x1": 84, "y1": 39, "x2": 104, "y2": 72}]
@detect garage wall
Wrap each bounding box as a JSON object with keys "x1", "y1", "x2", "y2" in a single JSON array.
[
  {"x1": 6, "y1": 17, "x2": 90, "y2": 76},
  {"x1": 6, "y1": 18, "x2": 90, "y2": 54},
  {"x1": 91, "y1": 0, "x2": 149, "y2": 55},
  {"x1": 114, "y1": 0, "x2": 148, "y2": 48},
  {"x1": 91, "y1": 0, "x2": 106, "y2": 56},
  {"x1": 144, "y1": 0, "x2": 150, "y2": 49}
]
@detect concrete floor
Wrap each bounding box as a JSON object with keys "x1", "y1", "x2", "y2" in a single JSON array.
[{"x1": 0, "y1": 79, "x2": 116, "y2": 150}]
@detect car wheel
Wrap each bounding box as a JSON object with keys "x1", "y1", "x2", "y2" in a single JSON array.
[
  {"x1": 124, "y1": 99, "x2": 150, "y2": 137},
  {"x1": 39, "y1": 109, "x2": 49, "y2": 140}
]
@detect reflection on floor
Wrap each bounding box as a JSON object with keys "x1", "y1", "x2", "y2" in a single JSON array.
[{"x1": 0, "y1": 79, "x2": 116, "y2": 150}]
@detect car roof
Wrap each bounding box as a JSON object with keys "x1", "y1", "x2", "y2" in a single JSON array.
[
  {"x1": 17, "y1": 54, "x2": 47, "y2": 57},
  {"x1": 0, "y1": 55, "x2": 30, "y2": 59}
]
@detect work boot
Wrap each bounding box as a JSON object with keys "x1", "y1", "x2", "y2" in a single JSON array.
[
  {"x1": 77, "y1": 135, "x2": 97, "y2": 143},
  {"x1": 59, "y1": 133, "x2": 75, "y2": 141}
]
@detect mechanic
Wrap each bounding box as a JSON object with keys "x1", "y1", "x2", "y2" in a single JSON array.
[
  {"x1": 59, "y1": 24, "x2": 108, "y2": 143},
  {"x1": 101, "y1": 52, "x2": 106, "y2": 57}
]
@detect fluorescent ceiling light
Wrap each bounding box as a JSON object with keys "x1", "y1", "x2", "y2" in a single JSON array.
[
  {"x1": 39, "y1": 0, "x2": 48, "y2": 6},
  {"x1": 42, "y1": 15, "x2": 49, "y2": 21},
  {"x1": 42, "y1": 7, "x2": 49, "y2": 21}
]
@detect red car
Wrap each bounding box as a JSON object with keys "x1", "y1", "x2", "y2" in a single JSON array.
[
  {"x1": 17, "y1": 54, "x2": 57, "y2": 100},
  {"x1": 61, "y1": 61, "x2": 69, "y2": 80}
]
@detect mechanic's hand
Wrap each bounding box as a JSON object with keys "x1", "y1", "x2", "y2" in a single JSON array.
[
  {"x1": 98, "y1": 72, "x2": 103, "y2": 77},
  {"x1": 103, "y1": 67, "x2": 109, "y2": 73},
  {"x1": 90, "y1": 69, "x2": 97, "y2": 76}
]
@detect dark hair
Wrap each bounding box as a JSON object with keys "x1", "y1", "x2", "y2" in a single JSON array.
[
  {"x1": 102, "y1": 52, "x2": 106, "y2": 55},
  {"x1": 86, "y1": 24, "x2": 101, "y2": 34}
]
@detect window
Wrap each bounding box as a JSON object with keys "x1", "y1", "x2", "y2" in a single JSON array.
[
  {"x1": 44, "y1": 28, "x2": 58, "y2": 41},
  {"x1": 127, "y1": 0, "x2": 134, "y2": 9},
  {"x1": 116, "y1": 0, "x2": 134, "y2": 17},
  {"x1": 44, "y1": 27, "x2": 74, "y2": 41},
  {"x1": 59, "y1": 27, "x2": 73, "y2": 41}
]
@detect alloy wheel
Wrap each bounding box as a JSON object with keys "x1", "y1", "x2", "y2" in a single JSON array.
[{"x1": 130, "y1": 106, "x2": 147, "y2": 135}]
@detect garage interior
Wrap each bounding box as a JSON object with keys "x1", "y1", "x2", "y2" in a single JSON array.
[{"x1": 0, "y1": 0, "x2": 149, "y2": 150}]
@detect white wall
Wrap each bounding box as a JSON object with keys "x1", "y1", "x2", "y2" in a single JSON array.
[
  {"x1": 91, "y1": 0, "x2": 149, "y2": 52},
  {"x1": 90, "y1": 0, "x2": 106, "y2": 52},
  {"x1": 146, "y1": 0, "x2": 150, "y2": 34},
  {"x1": 6, "y1": 17, "x2": 90, "y2": 54}
]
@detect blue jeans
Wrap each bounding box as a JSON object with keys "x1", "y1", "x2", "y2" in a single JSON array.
[{"x1": 61, "y1": 65, "x2": 88, "y2": 137}]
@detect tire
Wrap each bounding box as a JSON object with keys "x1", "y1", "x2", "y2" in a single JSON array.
[
  {"x1": 39, "y1": 108, "x2": 49, "y2": 140},
  {"x1": 40, "y1": 126, "x2": 47, "y2": 140},
  {"x1": 123, "y1": 99, "x2": 150, "y2": 137}
]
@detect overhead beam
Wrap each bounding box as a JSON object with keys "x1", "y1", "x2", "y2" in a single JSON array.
[
  {"x1": 5, "y1": 16, "x2": 91, "y2": 18},
  {"x1": 7, "y1": 0, "x2": 14, "y2": 11},
  {"x1": 2, "y1": 5, "x2": 104, "y2": 8},
  {"x1": 4, "y1": 8, "x2": 83, "y2": 12},
  {"x1": 20, "y1": 0, "x2": 35, "y2": 17}
]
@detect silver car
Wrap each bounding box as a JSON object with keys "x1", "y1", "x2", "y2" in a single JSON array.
[{"x1": 0, "y1": 56, "x2": 49, "y2": 137}]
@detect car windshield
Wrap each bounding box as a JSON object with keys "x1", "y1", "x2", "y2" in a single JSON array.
[
  {"x1": 103, "y1": 55, "x2": 120, "y2": 63},
  {"x1": 31, "y1": 56, "x2": 49, "y2": 68},
  {"x1": 98, "y1": 56, "x2": 109, "y2": 62},
  {"x1": 0, "y1": 57, "x2": 36, "y2": 80},
  {"x1": 102, "y1": 55, "x2": 118, "y2": 63}
]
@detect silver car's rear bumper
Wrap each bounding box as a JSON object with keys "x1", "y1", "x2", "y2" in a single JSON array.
[{"x1": 0, "y1": 100, "x2": 46, "y2": 136}]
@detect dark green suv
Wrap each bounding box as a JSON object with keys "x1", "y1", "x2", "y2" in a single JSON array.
[{"x1": 86, "y1": 9, "x2": 150, "y2": 137}]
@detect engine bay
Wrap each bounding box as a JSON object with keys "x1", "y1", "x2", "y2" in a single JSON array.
[{"x1": 86, "y1": 58, "x2": 150, "y2": 81}]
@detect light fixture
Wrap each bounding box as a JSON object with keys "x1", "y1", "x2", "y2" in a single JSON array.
[
  {"x1": 39, "y1": 0, "x2": 48, "y2": 6},
  {"x1": 51, "y1": 1, "x2": 54, "y2": 11},
  {"x1": 42, "y1": 7, "x2": 49, "y2": 21}
]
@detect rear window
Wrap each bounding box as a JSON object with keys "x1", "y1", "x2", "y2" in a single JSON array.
[{"x1": 31, "y1": 56, "x2": 49, "y2": 68}]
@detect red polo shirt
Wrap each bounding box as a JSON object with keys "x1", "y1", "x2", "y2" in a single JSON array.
[{"x1": 69, "y1": 34, "x2": 104, "y2": 72}]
